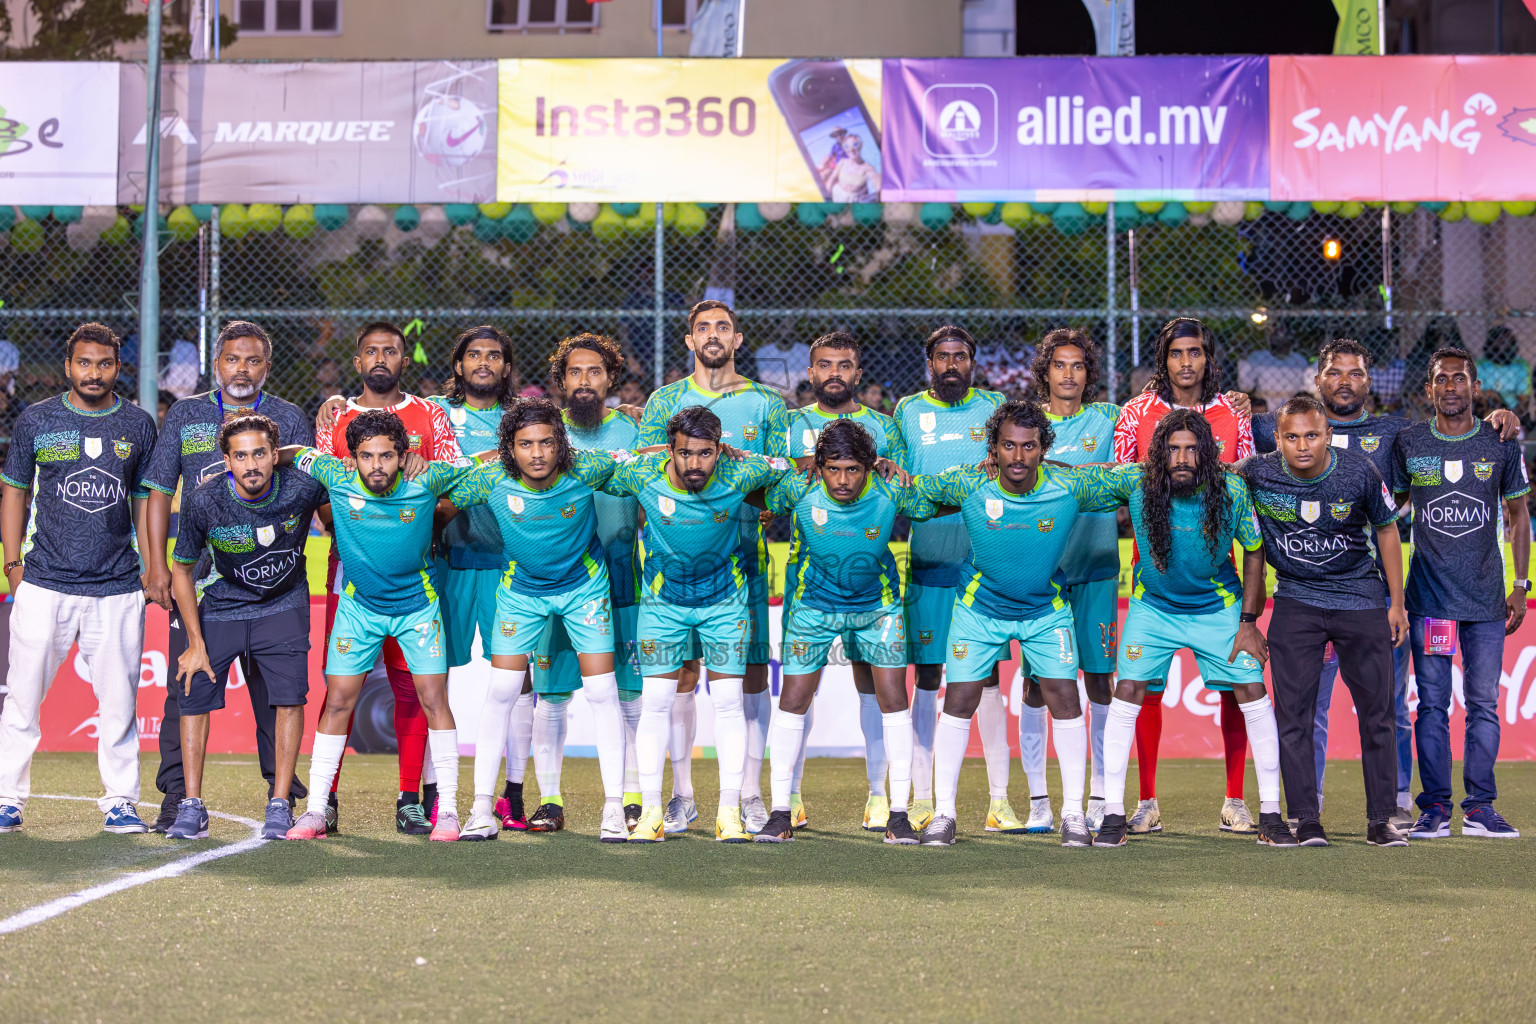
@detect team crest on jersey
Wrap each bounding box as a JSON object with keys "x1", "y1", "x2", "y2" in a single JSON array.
[
  {"x1": 969, "y1": 427, "x2": 985, "y2": 442},
  {"x1": 919, "y1": 412, "x2": 937, "y2": 433},
  {"x1": 1445, "y1": 460, "x2": 1464, "y2": 483},
  {"x1": 659, "y1": 496, "x2": 676, "y2": 516},
  {"x1": 399, "y1": 509, "x2": 416, "y2": 524},
  {"x1": 864, "y1": 526, "x2": 881, "y2": 540},
  {"x1": 1037, "y1": 518, "x2": 1055, "y2": 533},
  {"x1": 1126, "y1": 644, "x2": 1143, "y2": 661},
  {"x1": 348, "y1": 496, "x2": 365, "y2": 510},
  {"x1": 791, "y1": 641, "x2": 810, "y2": 658},
  {"x1": 640, "y1": 640, "x2": 657, "y2": 656},
  {"x1": 283, "y1": 515, "x2": 301, "y2": 533},
  {"x1": 812, "y1": 506, "x2": 829, "y2": 526},
  {"x1": 560, "y1": 503, "x2": 577, "y2": 518},
  {"x1": 1216, "y1": 440, "x2": 1227, "y2": 454},
  {"x1": 714, "y1": 510, "x2": 731, "y2": 523},
  {"x1": 537, "y1": 656, "x2": 551, "y2": 670},
  {"x1": 742, "y1": 425, "x2": 758, "y2": 441},
  {"x1": 256, "y1": 525, "x2": 276, "y2": 547},
  {"x1": 1474, "y1": 460, "x2": 1494, "y2": 481},
  {"x1": 407, "y1": 433, "x2": 423, "y2": 450},
  {"x1": 801, "y1": 429, "x2": 817, "y2": 452},
  {"x1": 951, "y1": 643, "x2": 968, "y2": 660},
  {"x1": 335, "y1": 638, "x2": 353, "y2": 654},
  {"x1": 918, "y1": 630, "x2": 933, "y2": 646},
  {"x1": 1082, "y1": 435, "x2": 1098, "y2": 453},
  {"x1": 112, "y1": 440, "x2": 132, "y2": 459},
  {"x1": 83, "y1": 437, "x2": 102, "y2": 459},
  {"x1": 508, "y1": 495, "x2": 525, "y2": 514},
  {"x1": 1330, "y1": 502, "x2": 1352, "y2": 521},
  {"x1": 499, "y1": 620, "x2": 516, "y2": 638},
  {"x1": 1300, "y1": 500, "x2": 1320, "y2": 523},
  {"x1": 985, "y1": 499, "x2": 1005, "y2": 520},
  {"x1": 1359, "y1": 435, "x2": 1381, "y2": 453}
]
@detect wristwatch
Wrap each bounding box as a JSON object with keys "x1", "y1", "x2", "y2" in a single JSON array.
[
  {"x1": 1239, "y1": 612, "x2": 1260, "y2": 623},
  {"x1": 4, "y1": 559, "x2": 21, "y2": 574},
  {"x1": 1515, "y1": 579, "x2": 1532, "y2": 593}
]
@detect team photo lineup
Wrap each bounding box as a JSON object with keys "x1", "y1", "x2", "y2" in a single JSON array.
[{"x1": 1, "y1": 301, "x2": 1530, "y2": 852}]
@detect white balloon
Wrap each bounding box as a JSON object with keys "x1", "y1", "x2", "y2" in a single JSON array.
[
  {"x1": 354, "y1": 204, "x2": 390, "y2": 239},
  {"x1": 883, "y1": 202, "x2": 918, "y2": 224},
  {"x1": 1212, "y1": 201, "x2": 1246, "y2": 226},
  {"x1": 568, "y1": 202, "x2": 600, "y2": 223},
  {"x1": 417, "y1": 204, "x2": 451, "y2": 246},
  {"x1": 758, "y1": 202, "x2": 791, "y2": 221}
]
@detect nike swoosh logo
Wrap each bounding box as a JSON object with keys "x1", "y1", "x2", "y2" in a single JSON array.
[{"x1": 446, "y1": 127, "x2": 479, "y2": 147}]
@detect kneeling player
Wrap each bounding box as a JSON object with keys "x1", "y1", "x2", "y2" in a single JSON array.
[
  {"x1": 281, "y1": 411, "x2": 480, "y2": 841},
  {"x1": 168, "y1": 416, "x2": 325, "y2": 839}
]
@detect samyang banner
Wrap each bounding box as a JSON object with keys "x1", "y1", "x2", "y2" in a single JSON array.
[
  {"x1": 880, "y1": 56, "x2": 1269, "y2": 202},
  {"x1": 0, "y1": 62, "x2": 120, "y2": 204},
  {"x1": 117, "y1": 60, "x2": 498, "y2": 204},
  {"x1": 1269, "y1": 56, "x2": 1536, "y2": 201},
  {"x1": 496, "y1": 58, "x2": 883, "y2": 202}
]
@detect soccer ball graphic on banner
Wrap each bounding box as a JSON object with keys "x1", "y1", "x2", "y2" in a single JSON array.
[{"x1": 413, "y1": 94, "x2": 488, "y2": 168}]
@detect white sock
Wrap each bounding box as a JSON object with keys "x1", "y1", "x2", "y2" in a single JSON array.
[
  {"x1": 1102, "y1": 698, "x2": 1141, "y2": 816},
  {"x1": 669, "y1": 687, "x2": 696, "y2": 801},
  {"x1": 1052, "y1": 715, "x2": 1088, "y2": 819},
  {"x1": 742, "y1": 687, "x2": 770, "y2": 803},
  {"x1": 1019, "y1": 702, "x2": 1050, "y2": 799},
  {"x1": 421, "y1": 742, "x2": 436, "y2": 786},
  {"x1": 858, "y1": 692, "x2": 888, "y2": 797},
  {"x1": 427, "y1": 728, "x2": 459, "y2": 816},
  {"x1": 1088, "y1": 700, "x2": 1110, "y2": 798},
  {"x1": 792, "y1": 700, "x2": 813, "y2": 795},
  {"x1": 305, "y1": 732, "x2": 347, "y2": 816},
  {"x1": 581, "y1": 672, "x2": 624, "y2": 802},
  {"x1": 474, "y1": 667, "x2": 526, "y2": 797},
  {"x1": 882, "y1": 709, "x2": 913, "y2": 813},
  {"x1": 768, "y1": 709, "x2": 806, "y2": 811},
  {"x1": 911, "y1": 687, "x2": 938, "y2": 800},
  {"x1": 506, "y1": 688, "x2": 534, "y2": 785},
  {"x1": 933, "y1": 712, "x2": 971, "y2": 820},
  {"x1": 1238, "y1": 695, "x2": 1283, "y2": 813},
  {"x1": 620, "y1": 691, "x2": 642, "y2": 798},
  {"x1": 711, "y1": 677, "x2": 746, "y2": 808},
  {"x1": 637, "y1": 676, "x2": 678, "y2": 806},
  {"x1": 977, "y1": 685, "x2": 1010, "y2": 799},
  {"x1": 532, "y1": 697, "x2": 569, "y2": 802}
]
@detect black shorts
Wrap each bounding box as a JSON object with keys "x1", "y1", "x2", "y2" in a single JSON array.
[{"x1": 174, "y1": 606, "x2": 312, "y2": 716}]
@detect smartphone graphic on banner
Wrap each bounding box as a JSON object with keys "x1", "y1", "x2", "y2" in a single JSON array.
[{"x1": 768, "y1": 60, "x2": 882, "y2": 203}]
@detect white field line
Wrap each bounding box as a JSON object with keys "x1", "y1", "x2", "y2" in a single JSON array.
[{"x1": 0, "y1": 794, "x2": 267, "y2": 937}]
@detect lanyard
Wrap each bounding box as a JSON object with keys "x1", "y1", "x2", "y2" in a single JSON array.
[{"x1": 216, "y1": 389, "x2": 262, "y2": 421}]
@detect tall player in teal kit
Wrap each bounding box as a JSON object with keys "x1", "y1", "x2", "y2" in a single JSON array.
[
  {"x1": 637, "y1": 301, "x2": 789, "y2": 835},
  {"x1": 1015, "y1": 329, "x2": 1121, "y2": 833},
  {"x1": 892, "y1": 326, "x2": 1010, "y2": 832}
]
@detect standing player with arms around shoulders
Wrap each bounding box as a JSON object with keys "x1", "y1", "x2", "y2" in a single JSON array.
[
  {"x1": 166, "y1": 416, "x2": 328, "y2": 841},
  {"x1": 442, "y1": 399, "x2": 631, "y2": 842},
  {"x1": 891, "y1": 325, "x2": 1016, "y2": 835},
  {"x1": 636, "y1": 301, "x2": 789, "y2": 835},
  {"x1": 314, "y1": 322, "x2": 463, "y2": 835},
  {"x1": 1112, "y1": 317, "x2": 1258, "y2": 836},
  {"x1": 783, "y1": 331, "x2": 909, "y2": 833},
  {"x1": 280, "y1": 411, "x2": 480, "y2": 841},
  {"x1": 608, "y1": 406, "x2": 788, "y2": 843},
  {"x1": 1091, "y1": 411, "x2": 1293, "y2": 848},
  {"x1": 1391, "y1": 347, "x2": 1530, "y2": 840},
  {"x1": 1013, "y1": 328, "x2": 1121, "y2": 835},
  {"x1": 757, "y1": 419, "x2": 939, "y2": 845},
  {"x1": 139, "y1": 319, "x2": 316, "y2": 833},
  {"x1": 1242, "y1": 396, "x2": 1411, "y2": 847},
  {"x1": 0, "y1": 323, "x2": 159, "y2": 835}
]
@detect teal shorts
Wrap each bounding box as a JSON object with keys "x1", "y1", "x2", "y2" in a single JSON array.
[
  {"x1": 327, "y1": 592, "x2": 447, "y2": 677},
  {"x1": 491, "y1": 570, "x2": 616, "y2": 661},
  {"x1": 782, "y1": 603, "x2": 906, "y2": 676},
  {"x1": 537, "y1": 603, "x2": 641, "y2": 695},
  {"x1": 636, "y1": 587, "x2": 751, "y2": 677},
  {"x1": 945, "y1": 601, "x2": 1078, "y2": 684},
  {"x1": 439, "y1": 562, "x2": 502, "y2": 668},
  {"x1": 904, "y1": 580, "x2": 956, "y2": 665},
  {"x1": 1117, "y1": 600, "x2": 1264, "y2": 692}
]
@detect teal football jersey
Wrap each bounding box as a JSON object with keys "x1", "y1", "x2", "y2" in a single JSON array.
[
  {"x1": 892, "y1": 387, "x2": 1007, "y2": 586},
  {"x1": 785, "y1": 404, "x2": 906, "y2": 463},
  {"x1": 428, "y1": 396, "x2": 505, "y2": 570},
  {"x1": 768, "y1": 472, "x2": 937, "y2": 612},
  {"x1": 1100, "y1": 464, "x2": 1264, "y2": 614},
  {"x1": 1045, "y1": 402, "x2": 1121, "y2": 585},
  {"x1": 915, "y1": 464, "x2": 1117, "y2": 620},
  {"x1": 565, "y1": 409, "x2": 641, "y2": 608},
  {"x1": 295, "y1": 449, "x2": 478, "y2": 616},
  {"x1": 447, "y1": 449, "x2": 619, "y2": 596},
  {"x1": 638, "y1": 376, "x2": 789, "y2": 577},
  {"x1": 605, "y1": 450, "x2": 787, "y2": 607}
]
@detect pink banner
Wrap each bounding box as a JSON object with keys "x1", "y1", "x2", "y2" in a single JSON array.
[{"x1": 1270, "y1": 55, "x2": 1536, "y2": 201}]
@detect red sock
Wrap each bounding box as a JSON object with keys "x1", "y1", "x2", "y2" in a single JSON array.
[
  {"x1": 1135, "y1": 690, "x2": 1163, "y2": 800},
  {"x1": 1221, "y1": 690, "x2": 1248, "y2": 799},
  {"x1": 386, "y1": 662, "x2": 428, "y2": 793}
]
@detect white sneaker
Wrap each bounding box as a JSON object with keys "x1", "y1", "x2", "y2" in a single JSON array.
[
  {"x1": 741, "y1": 794, "x2": 770, "y2": 834},
  {"x1": 663, "y1": 795, "x2": 697, "y2": 833},
  {"x1": 1024, "y1": 795, "x2": 1054, "y2": 834},
  {"x1": 1128, "y1": 797, "x2": 1162, "y2": 834},
  {"x1": 1086, "y1": 797, "x2": 1106, "y2": 833},
  {"x1": 1220, "y1": 797, "x2": 1256, "y2": 833},
  {"x1": 457, "y1": 811, "x2": 499, "y2": 841},
  {"x1": 599, "y1": 803, "x2": 628, "y2": 844}
]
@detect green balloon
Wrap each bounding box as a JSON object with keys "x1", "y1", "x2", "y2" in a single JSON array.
[
  {"x1": 1052, "y1": 203, "x2": 1089, "y2": 236},
  {"x1": 796, "y1": 203, "x2": 827, "y2": 227},
  {"x1": 611, "y1": 203, "x2": 641, "y2": 218},
  {"x1": 394, "y1": 205, "x2": 421, "y2": 232},
  {"x1": 19, "y1": 205, "x2": 50, "y2": 221},
  {"x1": 1264, "y1": 201, "x2": 1292, "y2": 213},
  {"x1": 472, "y1": 216, "x2": 504, "y2": 243},
  {"x1": 0, "y1": 207, "x2": 14, "y2": 233},
  {"x1": 1156, "y1": 201, "x2": 1188, "y2": 226},
  {"x1": 189, "y1": 204, "x2": 214, "y2": 223},
  {"x1": 444, "y1": 204, "x2": 479, "y2": 226},
  {"x1": 314, "y1": 204, "x2": 349, "y2": 231},
  {"x1": 1112, "y1": 201, "x2": 1142, "y2": 227},
  {"x1": 851, "y1": 203, "x2": 883, "y2": 226},
  {"x1": 919, "y1": 203, "x2": 954, "y2": 230},
  {"x1": 52, "y1": 206, "x2": 83, "y2": 224},
  {"x1": 736, "y1": 203, "x2": 767, "y2": 232},
  {"x1": 503, "y1": 204, "x2": 539, "y2": 243},
  {"x1": 1286, "y1": 201, "x2": 1313, "y2": 221}
]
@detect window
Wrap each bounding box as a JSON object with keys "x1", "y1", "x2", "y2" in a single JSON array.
[
  {"x1": 659, "y1": 0, "x2": 698, "y2": 29},
  {"x1": 486, "y1": 0, "x2": 598, "y2": 30},
  {"x1": 237, "y1": 0, "x2": 340, "y2": 34}
]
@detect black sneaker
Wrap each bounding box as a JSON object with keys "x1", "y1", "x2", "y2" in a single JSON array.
[
  {"x1": 623, "y1": 803, "x2": 642, "y2": 833},
  {"x1": 753, "y1": 809, "x2": 796, "y2": 843},
  {"x1": 920, "y1": 815, "x2": 957, "y2": 846},
  {"x1": 1094, "y1": 812, "x2": 1128, "y2": 847},
  {"x1": 1367, "y1": 818, "x2": 1409, "y2": 847},
  {"x1": 422, "y1": 783, "x2": 439, "y2": 824},
  {"x1": 1060, "y1": 811, "x2": 1092, "y2": 848},
  {"x1": 1295, "y1": 819, "x2": 1329, "y2": 847},
  {"x1": 325, "y1": 792, "x2": 339, "y2": 833},
  {"x1": 262, "y1": 798, "x2": 294, "y2": 840},
  {"x1": 151, "y1": 793, "x2": 183, "y2": 834},
  {"x1": 1257, "y1": 812, "x2": 1299, "y2": 847},
  {"x1": 883, "y1": 811, "x2": 919, "y2": 845},
  {"x1": 396, "y1": 793, "x2": 431, "y2": 835},
  {"x1": 528, "y1": 802, "x2": 565, "y2": 832}
]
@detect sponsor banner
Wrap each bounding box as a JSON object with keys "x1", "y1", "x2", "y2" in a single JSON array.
[
  {"x1": 496, "y1": 58, "x2": 883, "y2": 202},
  {"x1": 118, "y1": 61, "x2": 497, "y2": 204},
  {"x1": 1270, "y1": 56, "x2": 1536, "y2": 201},
  {"x1": 880, "y1": 56, "x2": 1269, "y2": 202},
  {"x1": 0, "y1": 62, "x2": 120, "y2": 204}
]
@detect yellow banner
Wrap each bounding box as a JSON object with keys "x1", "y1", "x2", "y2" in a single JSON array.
[{"x1": 496, "y1": 58, "x2": 883, "y2": 202}]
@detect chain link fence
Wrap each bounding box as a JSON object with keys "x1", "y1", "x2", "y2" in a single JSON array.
[{"x1": 1, "y1": 201, "x2": 1533, "y2": 437}]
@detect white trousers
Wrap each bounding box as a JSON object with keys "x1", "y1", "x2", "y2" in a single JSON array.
[{"x1": 0, "y1": 582, "x2": 145, "y2": 812}]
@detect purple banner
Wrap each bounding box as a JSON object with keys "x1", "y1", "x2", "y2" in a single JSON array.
[{"x1": 880, "y1": 57, "x2": 1269, "y2": 202}]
